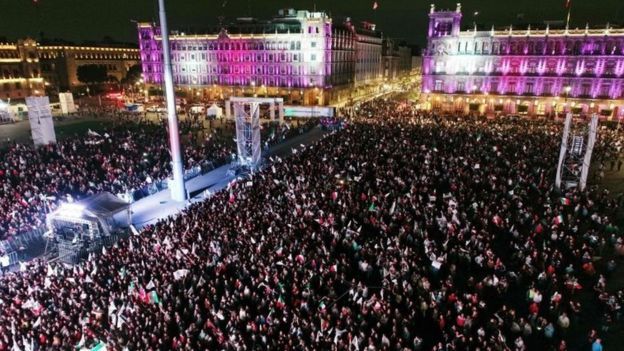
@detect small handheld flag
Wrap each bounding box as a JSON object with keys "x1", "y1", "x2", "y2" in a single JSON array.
[{"x1": 553, "y1": 215, "x2": 564, "y2": 225}]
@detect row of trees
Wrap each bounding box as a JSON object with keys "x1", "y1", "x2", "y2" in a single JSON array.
[{"x1": 77, "y1": 64, "x2": 142, "y2": 86}]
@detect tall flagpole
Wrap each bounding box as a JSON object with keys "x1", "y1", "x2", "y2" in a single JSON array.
[
  {"x1": 565, "y1": 0, "x2": 571, "y2": 30},
  {"x1": 158, "y1": 0, "x2": 187, "y2": 201}
]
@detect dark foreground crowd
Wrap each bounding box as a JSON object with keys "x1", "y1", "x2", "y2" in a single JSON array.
[
  {"x1": 0, "y1": 116, "x2": 315, "y2": 240},
  {"x1": 0, "y1": 100, "x2": 623, "y2": 351}
]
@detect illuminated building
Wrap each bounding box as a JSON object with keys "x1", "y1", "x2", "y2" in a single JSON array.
[
  {"x1": 38, "y1": 45, "x2": 139, "y2": 90},
  {"x1": 137, "y1": 9, "x2": 384, "y2": 105},
  {"x1": 0, "y1": 39, "x2": 44, "y2": 100},
  {"x1": 0, "y1": 38, "x2": 139, "y2": 99},
  {"x1": 422, "y1": 3, "x2": 624, "y2": 118}
]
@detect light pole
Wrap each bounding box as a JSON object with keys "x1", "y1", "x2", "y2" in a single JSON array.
[{"x1": 158, "y1": 0, "x2": 187, "y2": 201}]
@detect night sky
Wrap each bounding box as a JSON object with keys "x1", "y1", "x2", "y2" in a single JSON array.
[{"x1": 1, "y1": 0, "x2": 623, "y2": 46}]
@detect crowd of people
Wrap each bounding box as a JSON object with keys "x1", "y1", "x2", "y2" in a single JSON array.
[
  {"x1": 0, "y1": 114, "x2": 316, "y2": 240},
  {"x1": 0, "y1": 98, "x2": 622, "y2": 350}
]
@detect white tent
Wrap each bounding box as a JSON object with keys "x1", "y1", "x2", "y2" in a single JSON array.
[
  {"x1": 0, "y1": 100, "x2": 13, "y2": 124},
  {"x1": 206, "y1": 103, "x2": 223, "y2": 119}
]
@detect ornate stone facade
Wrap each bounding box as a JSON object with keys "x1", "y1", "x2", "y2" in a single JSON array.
[
  {"x1": 422, "y1": 3, "x2": 624, "y2": 118},
  {"x1": 138, "y1": 9, "x2": 383, "y2": 105},
  {"x1": 0, "y1": 39, "x2": 139, "y2": 100}
]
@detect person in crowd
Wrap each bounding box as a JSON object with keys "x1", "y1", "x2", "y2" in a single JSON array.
[
  {"x1": 0, "y1": 99, "x2": 620, "y2": 350},
  {"x1": 0, "y1": 115, "x2": 318, "y2": 240}
]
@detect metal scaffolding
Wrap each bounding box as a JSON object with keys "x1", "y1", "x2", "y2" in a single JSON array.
[
  {"x1": 233, "y1": 101, "x2": 262, "y2": 168},
  {"x1": 555, "y1": 113, "x2": 599, "y2": 191},
  {"x1": 228, "y1": 97, "x2": 285, "y2": 170}
]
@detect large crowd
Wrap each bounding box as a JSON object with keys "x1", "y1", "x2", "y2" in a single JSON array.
[
  {"x1": 0, "y1": 115, "x2": 315, "y2": 240},
  {"x1": 0, "y1": 99, "x2": 622, "y2": 350}
]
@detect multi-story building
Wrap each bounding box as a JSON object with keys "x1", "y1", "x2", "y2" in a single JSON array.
[
  {"x1": 0, "y1": 38, "x2": 139, "y2": 100},
  {"x1": 354, "y1": 22, "x2": 383, "y2": 86},
  {"x1": 0, "y1": 39, "x2": 45, "y2": 100},
  {"x1": 412, "y1": 54, "x2": 423, "y2": 76},
  {"x1": 382, "y1": 38, "x2": 412, "y2": 80},
  {"x1": 398, "y1": 45, "x2": 412, "y2": 76},
  {"x1": 422, "y1": 3, "x2": 624, "y2": 118},
  {"x1": 38, "y1": 45, "x2": 139, "y2": 90},
  {"x1": 138, "y1": 9, "x2": 384, "y2": 105}
]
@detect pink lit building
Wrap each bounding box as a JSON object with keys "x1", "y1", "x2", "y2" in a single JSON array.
[
  {"x1": 138, "y1": 9, "x2": 383, "y2": 106},
  {"x1": 422, "y1": 3, "x2": 624, "y2": 118}
]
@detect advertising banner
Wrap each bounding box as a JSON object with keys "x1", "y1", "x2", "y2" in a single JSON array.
[
  {"x1": 59, "y1": 92, "x2": 76, "y2": 114},
  {"x1": 26, "y1": 96, "x2": 57, "y2": 146}
]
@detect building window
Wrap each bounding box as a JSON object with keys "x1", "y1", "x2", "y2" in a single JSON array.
[
  {"x1": 490, "y1": 82, "x2": 499, "y2": 93},
  {"x1": 525, "y1": 83, "x2": 534, "y2": 94},
  {"x1": 434, "y1": 80, "x2": 443, "y2": 91},
  {"x1": 581, "y1": 84, "x2": 591, "y2": 96},
  {"x1": 311, "y1": 54, "x2": 317, "y2": 61}
]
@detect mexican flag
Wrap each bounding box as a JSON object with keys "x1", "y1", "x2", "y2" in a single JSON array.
[
  {"x1": 553, "y1": 215, "x2": 564, "y2": 225},
  {"x1": 150, "y1": 291, "x2": 161, "y2": 304},
  {"x1": 560, "y1": 197, "x2": 571, "y2": 206}
]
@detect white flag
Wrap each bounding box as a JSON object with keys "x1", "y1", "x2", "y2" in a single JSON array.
[{"x1": 173, "y1": 269, "x2": 190, "y2": 281}]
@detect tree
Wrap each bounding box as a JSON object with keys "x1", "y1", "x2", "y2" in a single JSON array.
[
  {"x1": 122, "y1": 64, "x2": 142, "y2": 85},
  {"x1": 77, "y1": 64, "x2": 108, "y2": 85}
]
